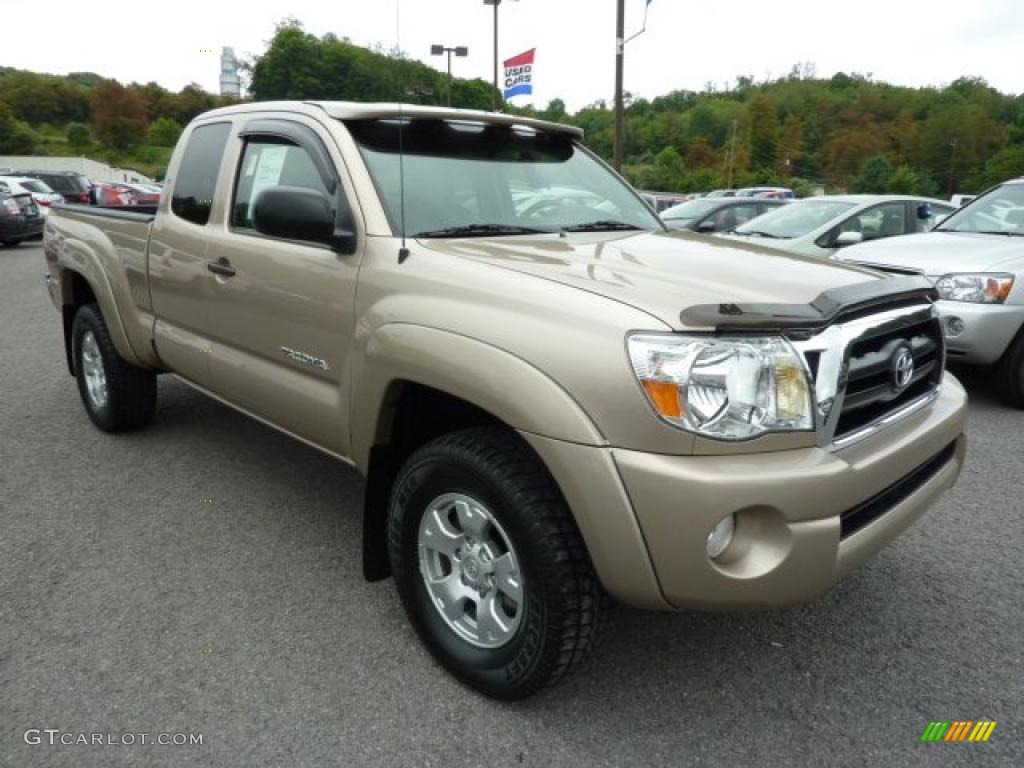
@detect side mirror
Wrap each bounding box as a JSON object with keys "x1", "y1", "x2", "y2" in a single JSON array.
[
  {"x1": 696, "y1": 220, "x2": 717, "y2": 233},
  {"x1": 834, "y1": 230, "x2": 864, "y2": 247},
  {"x1": 253, "y1": 186, "x2": 356, "y2": 253}
]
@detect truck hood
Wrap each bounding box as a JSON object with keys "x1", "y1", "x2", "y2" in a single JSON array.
[
  {"x1": 423, "y1": 230, "x2": 884, "y2": 331},
  {"x1": 839, "y1": 231, "x2": 1024, "y2": 277}
]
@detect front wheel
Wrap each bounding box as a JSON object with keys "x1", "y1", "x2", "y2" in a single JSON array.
[
  {"x1": 388, "y1": 427, "x2": 605, "y2": 700},
  {"x1": 72, "y1": 303, "x2": 157, "y2": 431},
  {"x1": 996, "y1": 328, "x2": 1024, "y2": 408}
]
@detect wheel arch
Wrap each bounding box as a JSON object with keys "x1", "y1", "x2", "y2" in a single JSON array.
[
  {"x1": 354, "y1": 324, "x2": 606, "y2": 582},
  {"x1": 59, "y1": 266, "x2": 139, "y2": 373}
]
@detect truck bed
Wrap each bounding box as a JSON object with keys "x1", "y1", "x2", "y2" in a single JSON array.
[{"x1": 53, "y1": 203, "x2": 157, "y2": 222}]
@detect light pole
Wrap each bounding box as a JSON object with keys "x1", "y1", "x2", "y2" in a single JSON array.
[
  {"x1": 483, "y1": 0, "x2": 517, "y2": 111},
  {"x1": 431, "y1": 44, "x2": 469, "y2": 107}
]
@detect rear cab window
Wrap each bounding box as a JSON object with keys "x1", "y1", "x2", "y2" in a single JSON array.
[{"x1": 171, "y1": 122, "x2": 232, "y2": 226}]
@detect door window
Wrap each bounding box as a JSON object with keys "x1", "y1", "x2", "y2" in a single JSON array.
[
  {"x1": 231, "y1": 139, "x2": 337, "y2": 235},
  {"x1": 846, "y1": 202, "x2": 907, "y2": 241}
]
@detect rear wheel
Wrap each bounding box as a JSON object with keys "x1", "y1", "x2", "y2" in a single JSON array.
[
  {"x1": 388, "y1": 427, "x2": 605, "y2": 700},
  {"x1": 995, "y1": 327, "x2": 1024, "y2": 408},
  {"x1": 72, "y1": 303, "x2": 157, "y2": 431}
]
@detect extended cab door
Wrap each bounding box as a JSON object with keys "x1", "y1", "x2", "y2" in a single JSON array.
[
  {"x1": 201, "y1": 116, "x2": 362, "y2": 457},
  {"x1": 149, "y1": 121, "x2": 232, "y2": 387}
]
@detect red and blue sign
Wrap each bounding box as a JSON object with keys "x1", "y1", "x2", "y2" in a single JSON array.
[{"x1": 503, "y1": 48, "x2": 535, "y2": 100}]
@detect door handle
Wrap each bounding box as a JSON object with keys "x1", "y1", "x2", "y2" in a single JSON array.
[{"x1": 207, "y1": 258, "x2": 236, "y2": 278}]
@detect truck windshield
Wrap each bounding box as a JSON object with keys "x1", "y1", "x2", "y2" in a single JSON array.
[
  {"x1": 934, "y1": 183, "x2": 1024, "y2": 235},
  {"x1": 346, "y1": 119, "x2": 662, "y2": 237}
]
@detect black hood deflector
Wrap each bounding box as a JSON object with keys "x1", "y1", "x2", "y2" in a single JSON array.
[{"x1": 679, "y1": 275, "x2": 937, "y2": 334}]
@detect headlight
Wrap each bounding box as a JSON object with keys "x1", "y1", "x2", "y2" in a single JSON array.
[
  {"x1": 627, "y1": 334, "x2": 814, "y2": 440},
  {"x1": 935, "y1": 273, "x2": 1014, "y2": 304}
]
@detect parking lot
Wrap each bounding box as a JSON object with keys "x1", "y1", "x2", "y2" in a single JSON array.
[{"x1": 1, "y1": 241, "x2": 1021, "y2": 767}]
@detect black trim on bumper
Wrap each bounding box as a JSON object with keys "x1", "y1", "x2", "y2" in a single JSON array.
[{"x1": 840, "y1": 440, "x2": 957, "y2": 538}]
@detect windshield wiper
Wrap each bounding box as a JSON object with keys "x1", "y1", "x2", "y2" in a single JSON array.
[
  {"x1": 733, "y1": 229, "x2": 782, "y2": 239},
  {"x1": 560, "y1": 220, "x2": 643, "y2": 233},
  {"x1": 413, "y1": 223, "x2": 553, "y2": 238}
]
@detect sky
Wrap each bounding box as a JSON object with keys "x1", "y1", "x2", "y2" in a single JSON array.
[{"x1": 4, "y1": 0, "x2": 1024, "y2": 111}]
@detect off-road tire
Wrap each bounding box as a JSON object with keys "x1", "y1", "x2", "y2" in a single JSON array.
[
  {"x1": 72, "y1": 303, "x2": 157, "y2": 431},
  {"x1": 388, "y1": 427, "x2": 605, "y2": 700}
]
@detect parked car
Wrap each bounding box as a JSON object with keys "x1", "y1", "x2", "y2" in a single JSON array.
[
  {"x1": 735, "y1": 186, "x2": 795, "y2": 200},
  {"x1": 661, "y1": 197, "x2": 789, "y2": 233},
  {"x1": 92, "y1": 182, "x2": 137, "y2": 206},
  {"x1": 639, "y1": 190, "x2": 691, "y2": 212},
  {"x1": 704, "y1": 188, "x2": 736, "y2": 198},
  {"x1": 121, "y1": 183, "x2": 162, "y2": 205},
  {"x1": 0, "y1": 188, "x2": 44, "y2": 246},
  {"x1": 837, "y1": 177, "x2": 1024, "y2": 406},
  {"x1": 43, "y1": 100, "x2": 966, "y2": 699},
  {"x1": 950, "y1": 193, "x2": 976, "y2": 208},
  {"x1": 720, "y1": 195, "x2": 956, "y2": 258},
  {"x1": 16, "y1": 170, "x2": 93, "y2": 205},
  {"x1": 0, "y1": 176, "x2": 64, "y2": 218}
]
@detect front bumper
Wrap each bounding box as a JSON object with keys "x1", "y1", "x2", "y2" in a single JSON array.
[
  {"x1": 936, "y1": 299, "x2": 1024, "y2": 365},
  {"x1": 523, "y1": 374, "x2": 966, "y2": 611}
]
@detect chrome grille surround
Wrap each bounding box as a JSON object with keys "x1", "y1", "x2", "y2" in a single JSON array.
[{"x1": 790, "y1": 303, "x2": 944, "y2": 450}]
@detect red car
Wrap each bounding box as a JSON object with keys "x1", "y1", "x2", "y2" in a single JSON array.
[
  {"x1": 120, "y1": 183, "x2": 162, "y2": 205},
  {"x1": 92, "y1": 182, "x2": 137, "y2": 206}
]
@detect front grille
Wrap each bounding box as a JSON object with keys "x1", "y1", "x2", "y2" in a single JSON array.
[
  {"x1": 840, "y1": 441, "x2": 957, "y2": 538},
  {"x1": 833, "y1": 314, "x2": 944, "y2": 442}
]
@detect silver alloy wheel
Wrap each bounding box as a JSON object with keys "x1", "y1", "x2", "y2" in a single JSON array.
[
  {"x1": 80, "y1": 331, "x2": 108, "y2": 410},
  {"x1": 418, "y1": 493, "x2": 525, "y2": 649}
]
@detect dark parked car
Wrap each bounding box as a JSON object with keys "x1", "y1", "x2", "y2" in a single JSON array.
[
  {"x1": 16, "y1": 170, "x2": 93, "y2": 205},
  {"x1": 660, "y1": 197, "x2": 789, "y2": 233},
  {"x1": 0, "y1": 189, "x2": 44, "y2": 246}
]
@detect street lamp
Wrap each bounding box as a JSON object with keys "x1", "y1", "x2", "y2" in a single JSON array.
[
  {"x1": 483, "y1": 0, "x2": 518, "y2": 112},
  {"x1": 431, "y1": 44, "x2": 469, "y2": 107}
]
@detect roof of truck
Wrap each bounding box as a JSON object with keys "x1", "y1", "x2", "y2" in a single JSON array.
[{"x1": 196, "y1": 100, "x2": 584, "y2": 139}]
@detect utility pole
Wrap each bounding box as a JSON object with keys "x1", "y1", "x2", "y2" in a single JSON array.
[
  {"x1": 613, "y1": 0, "x2": 625, "y2": 171},
  {"x1": 948, "y1": 137, "x2": 959, "y2": 196},
  {"x1": 726, "y1": 119, "x2": 738, "y2": 188},
  {"x1": 613, "y1": 0, "x2": 650, "y2": 172}
]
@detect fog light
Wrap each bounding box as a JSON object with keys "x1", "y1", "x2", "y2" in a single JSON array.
[
  {"x1": 945, "y1": 317, "x2": 965, "y2": 338},
  {"x1": 706, "y1": 515, "x2": 735, "y2": 559}
]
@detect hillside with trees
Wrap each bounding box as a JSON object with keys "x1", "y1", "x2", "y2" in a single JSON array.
[{"x1": 3, "y1": 20, "x2": 1024, "y2": 193}]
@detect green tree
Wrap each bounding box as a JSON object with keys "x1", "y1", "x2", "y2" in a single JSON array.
[
  {"x1": 66, "y1": 122, "x2": 91, "y2": 151},
  {"x1": 887, "y1": 165, "x2": 921, "y2": 194},
  {"x1": 91, "y1": 80, "x2": 149, "y2": 149},
  {"x1": 979, "y1": 146, "x2": 1024, "y2": 189},
  {"x1": 147, "y1": 117, "x2": 183, "y2": 147},
  {"x1": 852, "y1": 154, "x2": 894, "y2": 193},
  {"x1": 748, "y1": 96, "x2": 779, "y2": 171},
  {"x1": 0, "y1": 103, "x2": 37, "y2": 153}
]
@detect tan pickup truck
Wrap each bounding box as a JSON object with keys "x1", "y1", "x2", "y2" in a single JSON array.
[{"x1": 43, "y1": 102, "x2": 967, "y2": 699}]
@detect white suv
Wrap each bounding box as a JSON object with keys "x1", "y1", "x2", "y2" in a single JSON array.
[{"x1": 838, "y1": 178, "x2": 1024, "y2": 406}]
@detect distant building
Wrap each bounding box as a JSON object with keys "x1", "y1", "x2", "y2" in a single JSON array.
[
  {"x1": 220, "y1": 47, "x2": 241, "y2": 98},
  {"x1": 0, "y1": 156, "x2": 152, "y2": 183}
]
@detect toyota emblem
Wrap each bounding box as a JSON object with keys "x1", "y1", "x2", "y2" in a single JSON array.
[{"x1": 892, "y1": 347, "x2": 915, "y2": 391}]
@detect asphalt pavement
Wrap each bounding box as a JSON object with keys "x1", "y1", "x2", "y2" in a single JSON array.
[{"x1": 1, "y1": 242, "x2": 1021, "y2": 767}]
